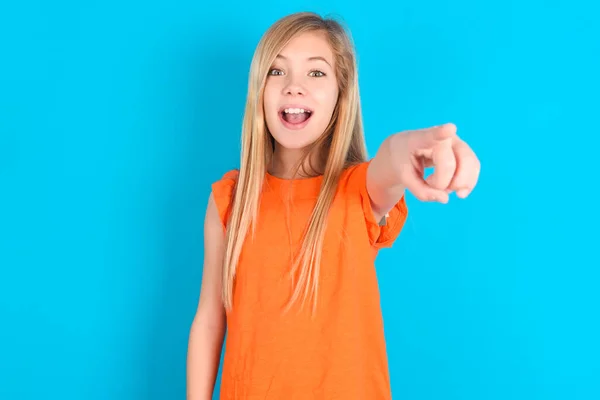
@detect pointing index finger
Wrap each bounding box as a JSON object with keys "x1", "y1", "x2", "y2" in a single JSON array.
[{"x1": 411, "y1": 123, "x2": 457, "y2": 150}]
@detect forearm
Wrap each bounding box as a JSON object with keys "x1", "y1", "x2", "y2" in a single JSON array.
[
  {"x1": 186, "y1": 315, "x2": 226, "y2": 400},
  {"x1": 367, "y1": 133, "x2": 407, "y2": 220},
  {"x1": 370, "y1": 133, "x2": 407, "y2": 189}
]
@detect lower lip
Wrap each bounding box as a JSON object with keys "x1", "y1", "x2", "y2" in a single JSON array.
[{"x1": 279, "y1": 112, "x2": 312, "y2": 130}]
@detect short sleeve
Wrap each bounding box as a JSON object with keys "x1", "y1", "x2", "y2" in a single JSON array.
[
  {"x1": 345, "y1": 161, "x2": 408, "y2": 248},
  {"x1": 211, "y1": 170, "x2": 239, "y2": 231}
]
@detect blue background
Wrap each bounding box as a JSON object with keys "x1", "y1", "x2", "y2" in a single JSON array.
[{"x1": 1, "y1": 1, "x2": 598, "y2": 399}]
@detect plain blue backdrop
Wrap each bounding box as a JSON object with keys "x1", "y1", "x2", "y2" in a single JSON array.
[{"x1": 1, "y1": 0, "x2": 598, "y2": 399}]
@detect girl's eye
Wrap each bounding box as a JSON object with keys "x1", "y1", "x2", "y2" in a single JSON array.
[
  {"x1": 309, "y1": 70, "x2": 325, "y2": 77},
  {"x1": 267, "y1": 69, "x2": 325, "y2": 77}
]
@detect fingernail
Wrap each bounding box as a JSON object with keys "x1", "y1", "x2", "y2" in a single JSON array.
[{"x1": 457, "y1": 189, "x2": 469, "y2": 198}]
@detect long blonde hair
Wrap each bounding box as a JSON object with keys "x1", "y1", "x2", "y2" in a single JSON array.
[{"x1": 222, "y1": 12, "x2": 368, "y2": 313}]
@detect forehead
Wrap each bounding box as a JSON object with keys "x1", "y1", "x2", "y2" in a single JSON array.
[{"x1": 277, "y1": 31, "x2": 334, "y2": 65}]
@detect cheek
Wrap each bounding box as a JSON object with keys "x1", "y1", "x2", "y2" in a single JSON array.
[
  {"x1": 313, "y1": 83, "x2": 339, "y2": 113},
  {"x1": 262, "y1": 85, "x2": 278, "y2": 132},
  {"x1": 263, "y1": 80, "x2": 282, "y2": 107},
  {"x1": 263, "y1": 85, "x2": 274, "y2": 110}
]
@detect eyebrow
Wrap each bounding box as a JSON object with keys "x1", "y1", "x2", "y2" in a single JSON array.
[{"x1": 276, "y1": 54, "x2": 332, "y2": 68}]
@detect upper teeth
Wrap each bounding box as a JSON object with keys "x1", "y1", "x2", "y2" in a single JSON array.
[{"x1": 284, "y1": 108, "x2": 309, "y2": 114}]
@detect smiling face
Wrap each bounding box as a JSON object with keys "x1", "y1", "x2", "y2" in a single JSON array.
[{"x1": 263, "y1": 30, "x2": 340, "y2": 153}]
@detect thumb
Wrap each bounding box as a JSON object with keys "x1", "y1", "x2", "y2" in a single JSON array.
[
  {"x1": 410, "y1": 123, "x2": 457, "y2": 150},
  {"x1": 403, "y1": 170, "x2": 450, "y2": 204}
]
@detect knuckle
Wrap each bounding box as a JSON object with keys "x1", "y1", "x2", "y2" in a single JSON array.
[{"x1": 440, "y1": 159, "x2": 457, "y2": 169}]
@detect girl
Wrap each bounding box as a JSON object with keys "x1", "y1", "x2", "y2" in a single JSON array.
[{"x1": 187, "y1": 11, "x2": 480, "y2": 400}]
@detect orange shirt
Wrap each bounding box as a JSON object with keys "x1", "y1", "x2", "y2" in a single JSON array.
[{"x1": 211, "y1": 161, "x2": 408, "y2": 399}]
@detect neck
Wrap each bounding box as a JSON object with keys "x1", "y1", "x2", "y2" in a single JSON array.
[{"x1": 269, "y1": 142, "x2": 325, "y2": 179}]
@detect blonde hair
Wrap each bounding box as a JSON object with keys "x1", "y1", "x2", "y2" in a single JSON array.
[{"x1": 222, "y1": 12, "x2": 368, "y2": 313}]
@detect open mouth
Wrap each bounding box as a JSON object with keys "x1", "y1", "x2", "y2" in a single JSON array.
[{"x1": 279, "y1": 106, "x2": 313, "y2": 129}]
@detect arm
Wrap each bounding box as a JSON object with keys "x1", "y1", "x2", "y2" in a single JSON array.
[
  {"x1": 186, "y1": 192, "x2": 227, "y2": 400},
  {"x1": 367, "y1": 123, "x2": 480, "y2": 221},
  {"x1": 366, "y1": 133, "x2": 407, "y2": 223}
]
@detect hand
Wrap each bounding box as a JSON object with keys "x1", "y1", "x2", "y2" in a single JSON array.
[{"x1": 390, "y1": 123, "x2": 480, "y2": 203}]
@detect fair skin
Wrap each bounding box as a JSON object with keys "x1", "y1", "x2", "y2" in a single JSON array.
[
  {"x1": 263, "y1": 30, "x2": 339, "y2": 178},
  {"x1": 263, "y1": 31, "x2": 479, "y2": 217},
  {"x1": 186, "y1": 30, "x2": 480, "y2": 399},
  {"x1": 186, "y1": 193, "x2": 226, "y2": 399},
  {"x1": 368, "y1": 122, "x2": 480, "y2": 221}
]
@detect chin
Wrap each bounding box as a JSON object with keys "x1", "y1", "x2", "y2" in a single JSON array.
[{"x1": 270, "y1": 130, "x2": 321, "y2": 150}]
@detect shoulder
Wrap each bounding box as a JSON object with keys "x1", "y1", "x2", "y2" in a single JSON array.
[
  {"x1": 214, "y1": 169, "x2": 240, "y2": 185},
  {"x1": 337, "y1": 161, "x2": 371, "y2": 192},
  {"x1": 210, "y1": 169, "x2": 239, "y2": 231},
  {"x1": 337, "y1": 160, "x2": 408, "y2": 248},
  {"x1": 211, "y1": 169, "x2": 239, "y2": 194}
]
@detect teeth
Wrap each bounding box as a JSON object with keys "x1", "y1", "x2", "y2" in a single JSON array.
[{"x1": 284, "y1": 108, "x2": 310, "y2": 114}]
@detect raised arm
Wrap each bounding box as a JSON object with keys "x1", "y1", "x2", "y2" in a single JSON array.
[{"x1": 367, "y1": 123, "x2": 480, "y2": 222}]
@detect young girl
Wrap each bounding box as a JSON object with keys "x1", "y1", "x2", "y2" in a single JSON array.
[{"x1": 187, "y1": 11, "x2": 480, "y2": 400}]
